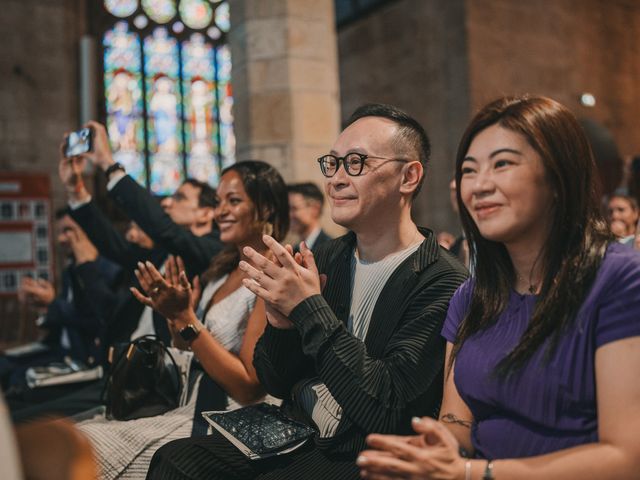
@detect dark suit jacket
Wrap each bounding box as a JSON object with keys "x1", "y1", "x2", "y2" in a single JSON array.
[
  {"x1": 311, "y1": 228, "x2": 331, "y2": 253},
  {"x1": 70, "y1": 175, "x2": 223, "y2": 345},
  {"x1": 109, "y1": 175, "x2": 223, "y2": 277},
  {"x1": 69, "y1": 201, "x2": 168, "y2": 346},
  {"x1": 42, "y1": 257, "x2": 121, "y2": 364},
  {"x1": 294, "y1": 228, "x2": 332, "y2": 254},
  {"x1": 253, "y1": 227, "x2": 468, "y2": 453}
]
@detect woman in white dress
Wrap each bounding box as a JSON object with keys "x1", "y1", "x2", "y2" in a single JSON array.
[{"x1": 79, "y1": 160, "x2": 289, "y2": 478}]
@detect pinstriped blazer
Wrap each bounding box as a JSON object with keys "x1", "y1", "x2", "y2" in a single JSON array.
[{"x1": 254, "y1": 227, "x2": 468, "y2": 453}]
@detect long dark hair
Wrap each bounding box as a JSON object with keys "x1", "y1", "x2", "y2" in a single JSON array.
[
  {"x1": 202, "y1": 160, "x2": 289, "y2": 282},
  {"x1": 451, "y1": 96, "x2": 613, "y2": 377}
]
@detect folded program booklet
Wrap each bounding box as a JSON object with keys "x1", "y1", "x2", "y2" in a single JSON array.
[
  {"x1": 25, "y1": 364, "x2": 103, "y2": 389},
  {"x1": 201, "y1": 402, "x2": 315, "y2": 460}
]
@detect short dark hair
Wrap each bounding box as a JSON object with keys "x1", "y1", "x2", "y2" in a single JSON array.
[
  {"x1": 182, "y1": 178, "x2": 217, "y2": 209},
  {"x1": 346, "y1": 103, "x2": 431, "y2": 197},
  {"x1": 287, "y1": 182, "x2": 324, "y2": 210}
]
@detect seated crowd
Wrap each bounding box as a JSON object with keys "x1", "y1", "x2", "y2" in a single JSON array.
[{"x1": 1, "y1": 96, "x2": 639, "y2": 480}]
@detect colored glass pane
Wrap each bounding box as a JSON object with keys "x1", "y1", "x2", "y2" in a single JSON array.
[
  {"x1": 133, "y1": 14, "x2": 149, "y2": 29},
  {"x1": 183, "y1": 33, "x2": 219, "y2": 186},
  {"x1": 141, "y1": 0, "x2": 176, "y2": 24},
  {"x1": 104, "y1": 0, "x2": 138, "y2": 18},
  {"x1": 180, "y1": 0, "x2": 213, "y2": 30},
  {"x1": 144, "y1": 27, "x2": 183, "y2": 195},
  {"x1": 216, "y1": 44, "x2": 235, "y2": 168},
  {"x1": 103, "y1": 22, "x2": 146, "y2": 185},
  {"x1": 214, "y1": 2, "x2": 230, "y2": 32}
]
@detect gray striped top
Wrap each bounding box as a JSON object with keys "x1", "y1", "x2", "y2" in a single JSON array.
[{"x1": 296, "y1": 242, "x2": 421, "y2": 437}]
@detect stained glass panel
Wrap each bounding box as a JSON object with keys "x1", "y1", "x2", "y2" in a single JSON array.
[
  {"x1": 102, "y1": 1, "x2": 234, "y2": 192},
  {"x1": 105, "y1": 0, "x2": 138, "y2": 18},
  {"x1": 180, "y1": 0, "x2": 213, "y2": 29},
  {"x1": 103, "y1": 22, "x2": 146, "y2": 185},
  {"x1": 144, "y1": 27, "x2": 183, "y2": 194},
  {"x1": 214, "y1": 2, "x2": 230, "y2": 32},
  {"x1": 216, "y1": 44, "x2": 235, "y2": 168},
  {"x1": 141, "y1": 0, "x2": 176, "y2": 24},
  {"x1": 183, "y1": 33, "x2": 219, "y2": 186}
]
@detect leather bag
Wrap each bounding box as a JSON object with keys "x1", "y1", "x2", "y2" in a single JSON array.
[{"x1": 103, "y1": 335, "x2": 182, "y2": 420}]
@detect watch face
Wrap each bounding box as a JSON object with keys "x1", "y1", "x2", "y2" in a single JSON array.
[{"x1": 179, "y1": 324, "x2": 199, "y2": 342}]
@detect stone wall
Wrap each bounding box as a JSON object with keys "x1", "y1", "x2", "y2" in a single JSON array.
[
  {"x1": 0, "y1": 0, "x2": 86, "y2": 211},
  {"x1": 229, "y1": 0, "x2": 342, "y2": 235},
  {"x1": 338, "y1": 0, "x2": 471, "y2": 234},
  {"x1": 337, "y1": 0, "x2": 640, "y2": 233},
  {"x1": 466, "y1": 0, "x2": 640, "y2": 157}
]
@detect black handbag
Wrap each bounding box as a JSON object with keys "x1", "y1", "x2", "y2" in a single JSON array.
[{"x1": 103, "y1": 335, "x2": 182, "y2": 421}]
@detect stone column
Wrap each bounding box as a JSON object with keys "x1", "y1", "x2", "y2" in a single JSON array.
[{"x1": 228, "y1": 0, "x2": 340, "y2": 189}]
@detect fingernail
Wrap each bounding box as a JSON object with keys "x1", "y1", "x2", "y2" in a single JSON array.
[
  {"x1": 238, "y1": 261, "x2": 247, "y2": 269},
  {"x1": 137, "y1": 262, "x2": 144, "y2": 268},
  {"x1": 145, "y1": 261, "x2": 153, "y2": 268},
  {"x1": 412, "y1": 416, "x2": 422, "y2": 424},
  {"x1": 243, "y1": 246, "x2": 251, "y2": 255},
  {"x1": 356, "y1": 456, "x2": 367, "y2": 465}
]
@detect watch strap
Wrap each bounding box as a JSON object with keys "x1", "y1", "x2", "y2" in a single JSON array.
[
  {"x1": 178, "y1": 323, "x2": 201, "y2": 343},
  {"x1": 104, "y1": 162, "x2": 126, "y2": 180}
]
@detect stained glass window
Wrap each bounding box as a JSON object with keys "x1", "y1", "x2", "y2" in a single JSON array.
[
  {"x1": 142, "y1": 0, "x2": 176, "y2": 24},
  {"x1": 105, "y1": 0, "x2": 138, "y2": 18},
  {"x1": 100, "y1": 0, "x2": 233, "y2": 194}
]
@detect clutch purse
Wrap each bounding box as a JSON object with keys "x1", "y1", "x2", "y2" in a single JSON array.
[{"x1": 202, "y1": 402, "x2": 315, "y2": 460}]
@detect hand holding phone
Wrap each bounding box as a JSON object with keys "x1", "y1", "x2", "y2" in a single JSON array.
[{"x1": 65, "y1": 127, "x2": 93, "y2": 158}]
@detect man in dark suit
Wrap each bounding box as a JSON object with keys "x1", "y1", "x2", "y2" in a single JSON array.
[
  {"x1": 288, "y1": 182, "x2": 332, "y2": 253},
  {"x1": 147, "y1": 104, "x2": 468, "y2": 479},
  {"x1": 9, "y1": 126, "x2": 223, "y2": 422},
  {"x1": 59, "y1": 121, "x2": 222, "y2": 344},
  {"x1": 4, "y1": 210, "x2": 121, "y2": 414}
]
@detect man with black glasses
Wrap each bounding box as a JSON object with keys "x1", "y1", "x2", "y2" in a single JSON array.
[{"x1": 147, "y1": 104, "x2": 468, "y2": 479}]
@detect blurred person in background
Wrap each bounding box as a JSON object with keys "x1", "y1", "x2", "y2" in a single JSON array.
[
  {"x1": 288, "y1": 182, "x2": 331, "y2": 253},
  {"x1": 607, "y1": 194, "x2": 639, "y2": 247}
]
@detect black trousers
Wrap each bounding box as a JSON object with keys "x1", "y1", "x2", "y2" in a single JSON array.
[{"x1": 146, "y1": 429, "x2": 360, "y2": 480}]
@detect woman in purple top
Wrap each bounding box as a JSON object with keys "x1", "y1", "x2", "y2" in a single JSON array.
[{"x1": 357, "y1": 96, "x2": 640, "y2": 479}]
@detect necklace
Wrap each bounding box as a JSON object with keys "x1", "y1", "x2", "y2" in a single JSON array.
[{"x1": 516, "y1": 274, "x2": 538, "y2": 294}]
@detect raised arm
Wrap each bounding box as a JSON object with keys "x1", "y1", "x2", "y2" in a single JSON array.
[
  {"x1": 81, "y1": 121, "x2": 222, "y2": 276},
  {"x1": 59, "y1": 154, "x2": 145, "y2": 268}
]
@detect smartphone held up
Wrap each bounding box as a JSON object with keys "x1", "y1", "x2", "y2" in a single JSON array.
[{"x1": 65, "y1": 127, "x2": 93, "y2": 157}]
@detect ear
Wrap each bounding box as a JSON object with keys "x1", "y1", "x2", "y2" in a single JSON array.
[
  {"x1": 197, "y1": 206, "x2": 215, "y2": 225},
  {"x1": 260, "y1": 205, "x2": 274, "y2": 224},
  {"x1": 399, "y1": 161, "x2": 423, "y2": 197},
  {"x1": 309, "y1": 200, "x2": 322, "y2": 218}
]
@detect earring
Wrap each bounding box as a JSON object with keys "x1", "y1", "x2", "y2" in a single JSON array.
[{"x1": 262, "y1": 222, "x2": 273, "y2": 237}]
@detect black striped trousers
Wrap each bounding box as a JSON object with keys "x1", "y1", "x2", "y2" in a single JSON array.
[{"x1": 146, "y1": 429, "x2": 360, "y2": 479}]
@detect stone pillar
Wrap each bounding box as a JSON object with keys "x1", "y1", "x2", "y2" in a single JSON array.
[{"x1": 228, "y1": 0, "x2": 341, "y2": 189}]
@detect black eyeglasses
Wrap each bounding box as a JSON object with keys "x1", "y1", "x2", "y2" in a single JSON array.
[{"x1": 316, "y1": 152, "x2": 408, "y2": 177}]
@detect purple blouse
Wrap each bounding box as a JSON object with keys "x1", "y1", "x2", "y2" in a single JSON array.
[{"x1": 442, "y1": 243, "x2": 640, "y2": 459}]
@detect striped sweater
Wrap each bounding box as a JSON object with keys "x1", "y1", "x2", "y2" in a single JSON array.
[{"x1": 253, "y1": 227, "x2": 469, "y2": 454}]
